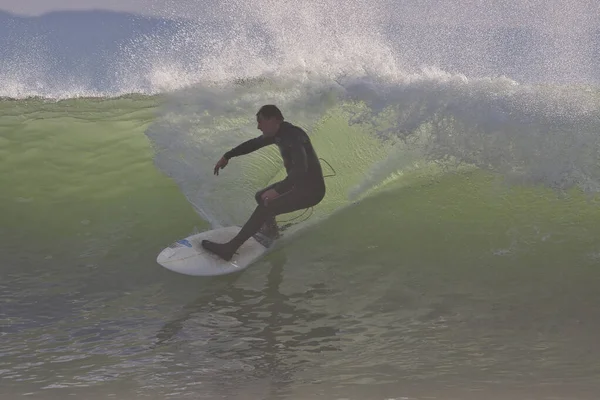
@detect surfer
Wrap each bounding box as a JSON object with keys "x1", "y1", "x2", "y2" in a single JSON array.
[{"x1": 201, "y1": 105, "x2": 326, "y2": 261}]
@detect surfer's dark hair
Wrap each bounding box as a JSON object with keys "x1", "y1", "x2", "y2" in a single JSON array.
[{"x1": 257, "y1": 105, "x2": 284, "y2": 121}]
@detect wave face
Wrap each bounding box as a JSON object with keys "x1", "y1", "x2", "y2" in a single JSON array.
[{"x1": 1, "y1": 0, "x2": 600, "y2": 99}]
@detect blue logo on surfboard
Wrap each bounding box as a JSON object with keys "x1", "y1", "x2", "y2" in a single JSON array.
[{"x1": 177, "y1": 239, "x2": 193, "y2": 248}]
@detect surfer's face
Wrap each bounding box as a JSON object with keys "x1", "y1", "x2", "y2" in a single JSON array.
[{"x1": 257, "y1": 114, "x2": 280, "y2": 137}]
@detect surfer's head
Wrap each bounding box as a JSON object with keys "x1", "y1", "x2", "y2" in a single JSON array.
[{"x1": 256, "y1": 105, "x2": 283, "y2": 137}]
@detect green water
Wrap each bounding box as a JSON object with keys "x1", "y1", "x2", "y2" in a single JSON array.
[
  {"x1": 0, "y1": 96, "x2": 206, "y2": 261},
  {"x1": 1, "y1": 95, "x2": 600, "y2": 399}
]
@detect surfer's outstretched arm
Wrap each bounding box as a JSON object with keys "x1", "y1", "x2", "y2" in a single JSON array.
[
  {"x1": 213, "y1": 135, "x2": 276, "y2": 175},
  {"x1": 225, "y1": 135, "x2": 275, "y2": 159}
]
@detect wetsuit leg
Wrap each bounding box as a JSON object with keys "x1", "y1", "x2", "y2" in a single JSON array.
[
  {"x1": 202, "y1": 185, "x2": 325, "y2": 260},
  {"x1": 236, "y1": 186, "x2": 325, "y2": 244},
  {"x1": 254, "y1": 183, "x2": 280, "y2": 238}
]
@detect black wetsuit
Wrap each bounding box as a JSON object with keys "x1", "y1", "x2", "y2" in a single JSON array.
[
  {"x1": 224, "y1": 121, "x2": 325, "y2": 194},
  {"x1": 202, "y1": 121, "x2": 326, "y2": 260}
]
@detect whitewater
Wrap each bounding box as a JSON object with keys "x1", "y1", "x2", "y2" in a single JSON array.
[{"x1": 2, "y1": 1, "x2": 600, "y2": 399}]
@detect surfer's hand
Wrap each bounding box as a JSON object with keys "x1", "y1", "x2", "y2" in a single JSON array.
[
  {"x1": 214, "y1": 156, "x2": 228, "y2": 175},
  {"x1": 261, "y1": 188, "x2": 280, "y2": 205}
]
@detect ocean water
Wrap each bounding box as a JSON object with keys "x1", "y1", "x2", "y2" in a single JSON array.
[{"x1": 2, "y1": 2, "x2": 600, "y2": 399}]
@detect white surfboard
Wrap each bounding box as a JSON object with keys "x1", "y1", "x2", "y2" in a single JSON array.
[{"x1": 156, "y1": 226, "x2": 274, "y2": 276}]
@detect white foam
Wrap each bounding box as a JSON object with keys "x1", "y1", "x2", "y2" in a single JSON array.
[{"x1": 2, "y1": 0, "x2": 598, "y2": 99}]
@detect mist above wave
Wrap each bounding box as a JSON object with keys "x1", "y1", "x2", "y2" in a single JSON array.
[{"x1": 2, "y1": 0, "x2": 600, "y2": 99}]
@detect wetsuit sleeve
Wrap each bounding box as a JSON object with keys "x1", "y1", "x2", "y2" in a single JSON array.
[
  {"x1": 224, "y1": 135, "x2": 274, "y2": 160},
  {"x1": 273, "y1": 140, "x2": 308, "y2": 193}
]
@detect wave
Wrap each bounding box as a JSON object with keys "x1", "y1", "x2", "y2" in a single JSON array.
[
  {"x1": 4, "y1": 1, "x2": 600, "y2": 241},
  {"x1": 145, "y1": 72, "x2": 600, "y2": 239},
  {"x1": 2, "y1": 88, "x2": 600, "y2": 268}
]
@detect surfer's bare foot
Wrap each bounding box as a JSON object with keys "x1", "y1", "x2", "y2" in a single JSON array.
[{"x1": 201, "y1": 240, "x2": 235, "y2": 261}]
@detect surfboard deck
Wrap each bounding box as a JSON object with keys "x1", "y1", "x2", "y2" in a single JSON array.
[{"x1": 156, "y1": 226, "x2": 275, "y2": 276}]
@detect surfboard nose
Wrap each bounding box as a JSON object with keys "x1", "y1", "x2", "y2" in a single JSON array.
[{"x1": 156, "y1": 247, "x2": 176, "y2": 264}]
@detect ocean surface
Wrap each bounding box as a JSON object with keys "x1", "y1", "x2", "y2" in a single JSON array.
[{"x1": 2, "y1": 2, "x2": 600, "y2": 399}]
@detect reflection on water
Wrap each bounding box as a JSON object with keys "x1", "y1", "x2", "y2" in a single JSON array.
[{"x1": 153, "y1": 250, "x2": 341, "y2": 399}]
